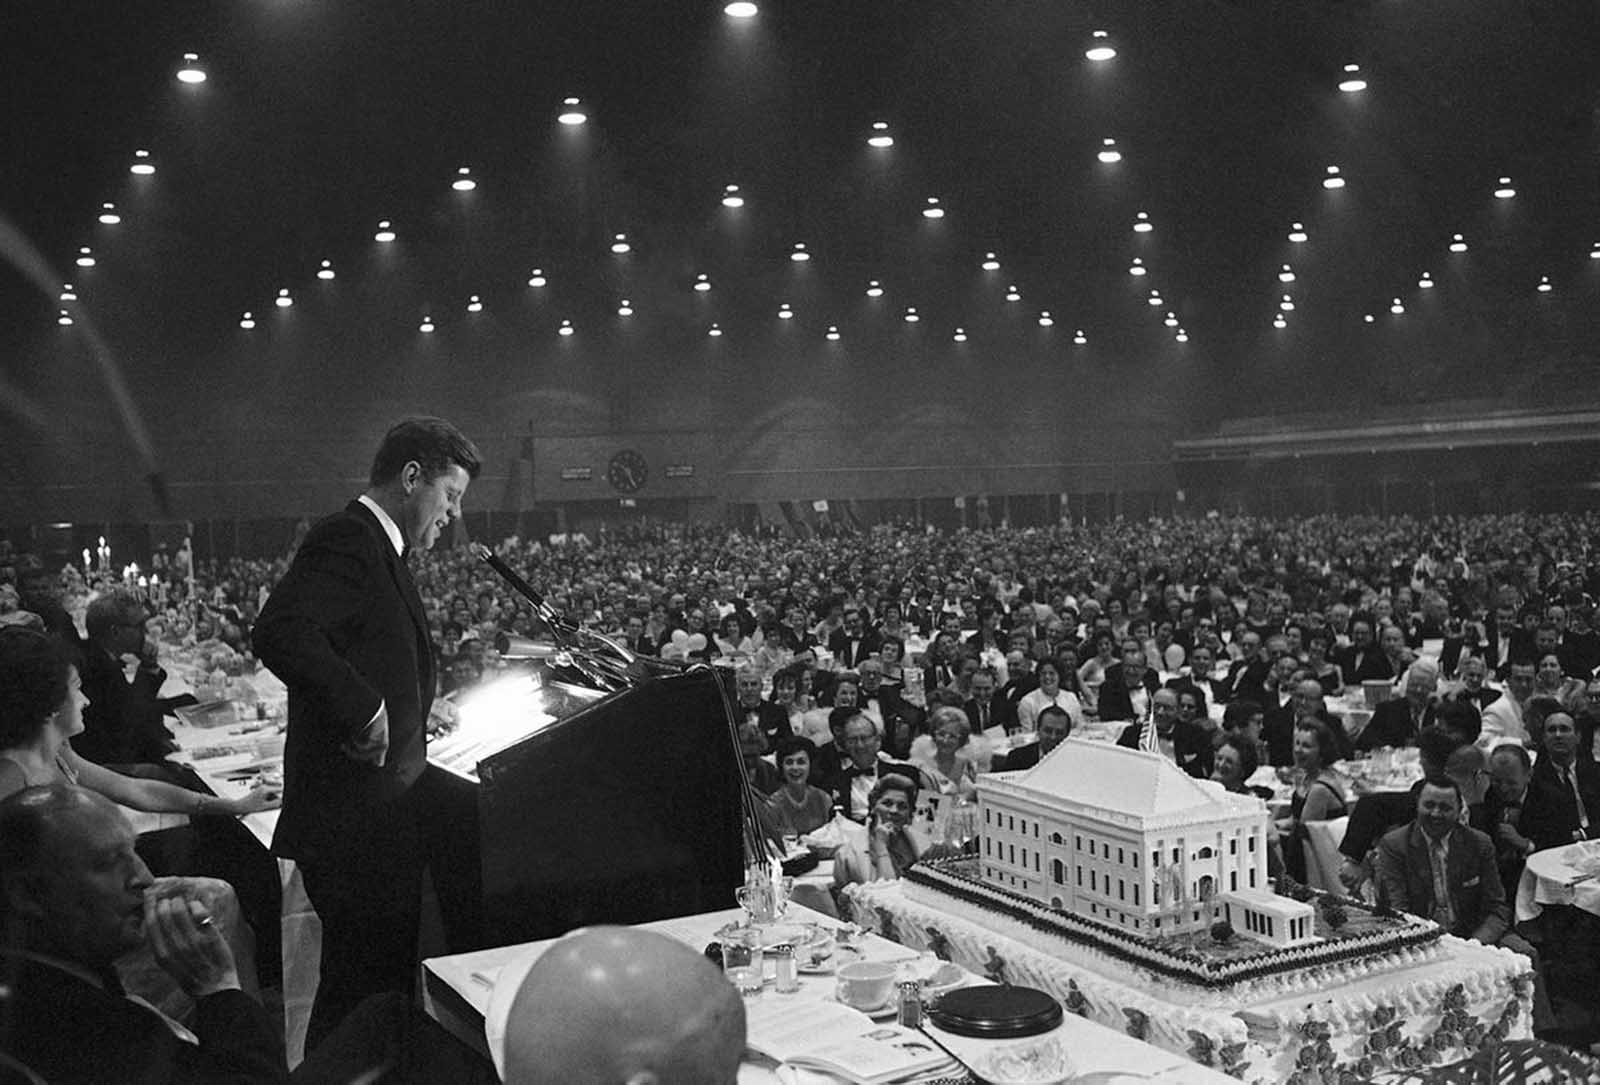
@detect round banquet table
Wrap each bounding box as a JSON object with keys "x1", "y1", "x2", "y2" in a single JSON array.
[{"x1": 1515, "y1": 839, "x2": 1600, "y2": 923}]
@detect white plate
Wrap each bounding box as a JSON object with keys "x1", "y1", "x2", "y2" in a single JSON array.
[
  {"x1": 826, "y1": 994, "x2": 898, "y2": 1020},
  {"x1": 796, "y1": 943, "x2": 860, "y2": 975}
]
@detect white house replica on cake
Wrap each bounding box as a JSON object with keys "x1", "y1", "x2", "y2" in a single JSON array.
[{"x1": 978, "y1": 739, "x2": 1271, "y2": 936}]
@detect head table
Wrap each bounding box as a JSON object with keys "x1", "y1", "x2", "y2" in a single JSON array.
[{"x1": 422, "y1": 903, "x2": 1237, "y2": 1084}]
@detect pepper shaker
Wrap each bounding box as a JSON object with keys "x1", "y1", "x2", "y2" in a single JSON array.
[{"x1": 772, "y1": 943, "x2": 799, "y2": 994}]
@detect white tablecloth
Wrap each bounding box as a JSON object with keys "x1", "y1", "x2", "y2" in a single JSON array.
[
  {"x1": 422, "y1": 904, "x2": 1236, "y2": 1084},
  {"x1": 1515, "y1": 840, "x2": 1600, "y2": 923}
]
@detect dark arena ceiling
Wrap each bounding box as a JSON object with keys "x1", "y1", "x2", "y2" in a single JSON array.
[{"x1": 4, "y1": 0, "x2": 1599, "y2": 441}]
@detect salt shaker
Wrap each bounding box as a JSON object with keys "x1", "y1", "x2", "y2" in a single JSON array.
[
  {"x1": 772, "y1": 943, "x2": 799, "y2": 994},
  {"x1": 896, "y1": 980, "x2": 923, "y2": 1027}
]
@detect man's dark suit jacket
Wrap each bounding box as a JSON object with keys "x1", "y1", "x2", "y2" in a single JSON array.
[
  {"x1": 1374, "y1": 822, "x2": 1508, "y2": 943},
  {"x1": 1332, "y1": 645, "x2": 1385, "y2": 684},
  {"x1": 827, "y1": 628, "x2": 883, "y2": 668},
  {"x1": 1116, "y1": 719, "x2": 1213, "y2": 779},
  {"x1": 1520, "y1": 756, "x2": 1600, "y2": 850},
  {"x1": 739, "y1": 700, "x2": 794, "y2": 750},
  {"x1": 1483, "y1": 618, "x2": 1534, "y2": 677},
  {"x1": 1223, "y1": 658, "x2": 1271, "y2": 708},
  {"x1": 1001, "y1": 674, "x2": 1039, "y2": 706},
  {"x1": 1355, "y1": 699, "x2": 1433, "y2": 752},
  {"x1": 1095, "y1": 664, "x2": 1161, "y2": 722},
  {"x1": 964, "y1": 695, "x2": 1018, "y2": 735},
  {"x1": 999, "y1": 741, "x2": 1044, "y2": 772},
  {"x1": 826, "y1": 755, "x2": 922, "y2": 820},
  {"x1": 0, "y1": 950, "x2": 286, "y2": 1084},
  {"x1": 253, "y1": 500, "x2": 435, "y2": 863},
  {"x1": 1457, "y1": 686, "x2": 1502, "y2": 717},
  {"x1": 1349, "y1": 652, "x2": 1398, "y2": 685},
  {"x1": 923, "y1": 660, "x2": 960, "y2": 693},
  {"x1": 71, "y1": 645, "x2": 176, "y2": 766}
]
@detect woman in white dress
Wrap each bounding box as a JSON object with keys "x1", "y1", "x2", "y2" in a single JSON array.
[{"x1": 1017, "y1": 659, "x2": 1086, "y2": 733}]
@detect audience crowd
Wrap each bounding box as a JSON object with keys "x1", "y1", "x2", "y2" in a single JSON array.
[{"x1": 6, "y1": 509, "x2": 1600, "y2": 1073}]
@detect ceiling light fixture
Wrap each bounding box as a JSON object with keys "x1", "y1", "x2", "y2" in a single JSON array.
[
  {"x1": 176, "y1": 53, "x2": 207, "y2": 84},
  {"x1": 558, "y1": 98, "x2": 588, "y2": 126}
]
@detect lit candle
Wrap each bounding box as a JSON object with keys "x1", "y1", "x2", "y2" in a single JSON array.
[{"x1": 83, "y1": 548, "x2": 92, "y2": 575}]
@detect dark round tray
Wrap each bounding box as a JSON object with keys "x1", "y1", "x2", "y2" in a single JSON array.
[
  {"x1": 927, "y1": 985, "x2": 1063, "y2": 1038},
  {"x1": 781, "y1": 850, "x2": 820, "y2": 877}
]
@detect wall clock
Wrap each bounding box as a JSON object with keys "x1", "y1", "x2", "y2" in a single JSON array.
[{"x1": 607, "y1": 449, "x2": 649, "y2": 493}]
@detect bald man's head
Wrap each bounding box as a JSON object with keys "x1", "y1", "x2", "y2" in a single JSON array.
[{"x1": 503, "y1": 926, "x2": 746, "y2": 1085}]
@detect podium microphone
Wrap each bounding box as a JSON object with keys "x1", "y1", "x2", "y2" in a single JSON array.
[{"x1": 493, "y1": 633, "x2": 560, "y2": 659}]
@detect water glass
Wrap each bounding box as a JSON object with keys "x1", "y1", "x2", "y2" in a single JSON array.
[{"x1": 721, "y1": 929, "x2": 764, "y2": 996}]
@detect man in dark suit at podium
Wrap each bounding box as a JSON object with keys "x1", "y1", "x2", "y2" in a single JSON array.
[{"x1": 253, "y1": 417, "x2": 482, "y2": 1050}]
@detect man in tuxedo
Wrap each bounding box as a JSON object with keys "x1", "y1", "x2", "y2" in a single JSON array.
[
  {"x1": 1117, "y1": 688, "x2": 1213, "y2": 778},
  {"x1": 1333, "y1": 620, "x2": 1382, "y2": 684},
  {"x1": 253, "y1": 416, "x2": 482, "y2": 1048},
  {"x1": 1002, "y1": 705, "x2": 1072, "y2": 771},
  {"x1": 1222, "y1": 631, "x2": 1269, "y2": 706},
  {"x1": 1097, "y1": 638, "x2": 1162, "y2": 722},
  {"x1": 1486, "y1": 744, "x2": 1536, "y2": 898},
  {"x1": 1483, "y1": 595, "x2": 1530, "y2": 678},
  {"x1": 964, "y1": 666, "x2": 1018, "y2": 736},
  {"x1": 1000, "y1": 650, "x2": 1038, "y2": 705},
  {"x1": 1356, "y1": 662, "x2": 1438, "y2": 751},
  {"x1": 14, "y1": 562, "x2": 85, "y2": 658},
  {"x1": 1166, "y1": 644, "x2": 1226, "y2": 714},
  {"x1": 1453, "y1": 655, "x2": 1502, "y2": 717},
  {"x1": 827, "y1": 608, "x2": 882, "y2": 668},
  {"x1": 827, "y1": 714, "x2": 921, "y2": 821},
  {"x1": 734, "y1": 666, "x2": 791, "y2": 750},
  {"x1": 1520, "y1": 711, "x2": 1600, "y2": 849},
  {"x1": 72, "y1": 589, "x2": 179, "y2": 768},
  {"x1": 922, "y1": 631, "x2": 963, "y2": 693}
]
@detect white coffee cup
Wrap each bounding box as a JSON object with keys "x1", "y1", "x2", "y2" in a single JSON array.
[{"x1": 834, "y1": 960, "x2": 897, "y2": 1012}]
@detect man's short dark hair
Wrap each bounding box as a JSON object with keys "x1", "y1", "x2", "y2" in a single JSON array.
[
  {"x1": 369, "y1": 417, "x2": 482, "y2": 487},
  {"x1": 1433, "y1": 700, "x2": 1482, "y2": 746},
  {"x1": 1037, "y1": 705, "x2": 1072, "y2": 733},
  {"x1": 1489, "y1": 743, "x2": 1532, "y2": 772},
  {"x1": 1222, "y1": 700, "x2": 1263, "y2": 731},
  {"x1": 1419, "y1": 774, "x2": 1463, "y2": 808},
  {"x1": 1416, "y1": 727, "x2": 1462, "y2": 775}
]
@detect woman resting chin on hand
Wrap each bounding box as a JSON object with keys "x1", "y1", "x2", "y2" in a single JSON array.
[{"x1": 833, "y1": 774, "x2": 928, "y2": 890}]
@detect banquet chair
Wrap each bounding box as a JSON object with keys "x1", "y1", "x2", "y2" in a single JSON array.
[{"x1": 1303, "y1": 816, "x2": 1351, "y2": 895}]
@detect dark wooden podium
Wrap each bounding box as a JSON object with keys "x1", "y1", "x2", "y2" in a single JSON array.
[{"x1": 431, "y1": 667, "x2": 747, "y2": 947}]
